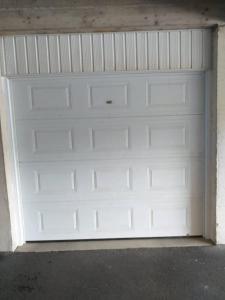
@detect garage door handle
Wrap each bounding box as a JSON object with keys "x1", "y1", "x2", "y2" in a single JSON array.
[{"x1": 106, "y1": 100, "x2": 113, "y2": 104}]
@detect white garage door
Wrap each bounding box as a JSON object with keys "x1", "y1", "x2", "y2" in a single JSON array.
[{"x1": 9, "y1": 72, "x2": 205, "y2": 241}]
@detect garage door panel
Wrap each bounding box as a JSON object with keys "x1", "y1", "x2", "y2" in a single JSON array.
[
  {"x1": 23, "y1": 201, "x2": 194, "y2": 240},
  {"x1": 16, "y1": 116, "x2": 204, "y2": 161},
  {"x1": 11, "y1": 72, "x2": 204, "y2": 120},
  {"x1": 19, "y1": 158, "x2": 203, "y2": 203}
]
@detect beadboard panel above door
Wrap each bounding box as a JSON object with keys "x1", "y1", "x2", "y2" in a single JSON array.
[{"x1": 0, "y1": 29, "x2": 211, "y2": 76}]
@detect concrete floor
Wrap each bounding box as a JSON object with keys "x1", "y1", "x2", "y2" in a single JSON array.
[{"x1": 1, "y1": 246, "x2": 225, "y2": 300}]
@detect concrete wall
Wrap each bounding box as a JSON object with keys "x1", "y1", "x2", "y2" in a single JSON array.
[
  {"x1": 216, "y1": 26, "x2": 225, "y2": 244},
  {"x1": 0, "y1": 126, "x2": 11, "y2": 251},
  {"x1": 0, "y1": 0, "x2": 224, "y2": 34}
]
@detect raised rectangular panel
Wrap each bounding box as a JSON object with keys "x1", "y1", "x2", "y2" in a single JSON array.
[
  {"x1": 34, "y1": 170, "x2": 76, "y2": 194},
  {"x1": 32, "y1": 129, "x2": 74, "y2": 153},
  {"x1": 38, "y1": 210, "x2": 78, "y2": 233},
  {"x1": 91, "y1": 127, "x2": 129, "y2": 151},
  {"x1": 147, "y1": 81, "x2": 186, "y2": 106},
  {"x1": 151, "y1": 208, "x2": 187, "y2": 229},
  {"x1": 88, "y1": 83, "x2": 128, "y2": 108},
  {"x1": 148, "y1": 167, "x2": 187, "y2": 189},
  {"x1": 28, "y1": 86, "x2": 71, "y2": 111},
  {"x1": 148, "y1": 126, "x2": 187, "y2": 148},
  {"x1": 91, "y1": 167, "x2": 132, "y2": 192},
  {"x1": 94, "y1": 208, "x2": 133, "y2": 231}
]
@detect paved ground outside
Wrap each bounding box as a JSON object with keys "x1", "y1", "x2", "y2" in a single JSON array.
[{"x1": 0, "y1": 246, "x2": 225, "y2": 300}]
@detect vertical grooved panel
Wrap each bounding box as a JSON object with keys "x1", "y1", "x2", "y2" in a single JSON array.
[
  {"x1": 137, "y1": 32, "x2": 147, "y2": 70},
  {"x1": 181, "y1": 30, "x2": 192, "y2": 69},
  {"x1": 37, "y1": 35, "x2": 50, "y2": 73},
  {"x1": 26, "y1": 36, "x2": 38, "y2": 74},
  {"x1": 115, "y1": 32, "x2": 126, "y2": 71},
  {"x1": 125, "y1": 32, "x2": 137, "y2": 71},
  {"x1": 159, "y1": 31, "x2": 169, "y2": 69},
  {"x1": 48, "y1": 35, "x2": 60, "y2": 73},
  {"x1": 4, "y1": 36, "x2": 17, "y2": 75},
  {"x1": 170, "y1": 31, "x2": 181, "y2": 69},
  {"x1": 92, "y1": 33, "x2": 104, "y2": 72},
  {"x1": 70, "y1": 34, "x2": 82, "y2": 73},
  {"x1": 59, "y1": 35, "x2": 71, "y2": 73},
  {"x1": 147, "y1": 32, "x2": 159, "y2": 70},
  {"x1": 0, "y1": 30, "x2": 211, "y2": 76},
  {"x1": 15, "y1": 36, "x2": 27, "y2": 74},
  {"x1": 103, "y1": 33, "x2": 115, "y2": 71},
  {"x1": 81, "y1": 34, "x2": 93, "y2": 72},
  {"x1": 191, "y1": 30, "x2": 203, "y2": 70}
]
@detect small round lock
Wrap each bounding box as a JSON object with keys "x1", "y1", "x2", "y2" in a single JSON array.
[{"x1": 106, "y1": 100, "x2": 113, "y2": 104}]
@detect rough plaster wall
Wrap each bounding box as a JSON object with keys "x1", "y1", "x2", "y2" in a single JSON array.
[
  {"x1": 216, "y1": 26, "x2": 225, "y2": 244},
  {"x1": 0, "y1": 124, "x2": 11, "y2": 251}
]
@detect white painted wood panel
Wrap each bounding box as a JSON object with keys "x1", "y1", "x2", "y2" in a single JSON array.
[
  {"x1": 8, "y1": 71, "x2": 205, "y2": 241},
  {"x1": 0, "y1": 29, "x2": 211, "y2": 77}
]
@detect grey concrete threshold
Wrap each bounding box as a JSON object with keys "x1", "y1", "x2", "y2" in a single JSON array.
[{"x1": 16, "y1": 237, "x2": 213, "y2": 252}]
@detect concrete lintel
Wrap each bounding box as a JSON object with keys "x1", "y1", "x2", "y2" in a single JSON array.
[{"x1": 0, "y1": 1, "x2": 224, "y2": 34}]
